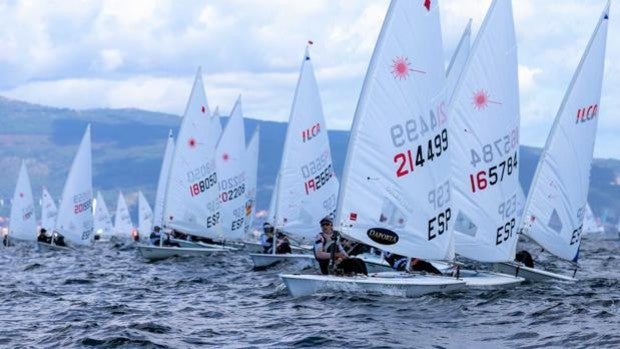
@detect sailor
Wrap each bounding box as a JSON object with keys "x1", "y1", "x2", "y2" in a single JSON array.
[
  {"x1": 52, "y1": 231, "x2": 67, "y2": 247},
  {"x1": 314, "y1": 217, "x2": 367, "y2": 275},
  {"x1": 383, "y1": 252, "x2": 442, "y2": 275},
  {"x1": 515, "y1": 250, "x2": 534, "y2": 268},
  {"x1": 275, "y1": 231, "x2": 292, "y2": 254},
  {"x1": 37, "y1": 228, "x2": 51, "y2": 243},
  {"x1": 260, "y1": 222, "x2": 275, "y2": 253},
  {"x1": 149, "y1": 226, "x2": 162, "y2": 245},
  {"x1": 131, "y1": 229, "x2": 140, "y2": 242},
  {"x1": 2, "y1": 233, "x2": 8, "y2": 247}
]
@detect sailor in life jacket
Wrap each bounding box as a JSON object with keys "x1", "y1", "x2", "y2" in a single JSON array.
[
  {"x1": 260, "y1": 222, "x2": 275, "y2": 253},
  {"x1": 314, "y1": 216, "x2": 348, "y2": 275},
  {"x1": 383, "y1": 251, "x2": 442, "y2": 275}
]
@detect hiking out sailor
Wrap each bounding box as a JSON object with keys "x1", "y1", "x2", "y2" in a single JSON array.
[
  {"x1": 51, "y1": 231, "x2": 67, "y2": 247},
  {"x1": 383, "y1": 252, "x2": 442, "y2": 275},
  {"x1": 314, "y1": 217, "x2": 367, "y2": 275},
  {"x1": 515, "y1": 250, "x2": 534, "y2": 268},
  {"x1": 260, "y1": 222, "x2": 275, "y2": 253},
  {"x1": 149, "y1": 226, "x2": 162, "y2": 245},
  {"x1": 275, "y1": 231, "x2": 292, "y2": 254},
  {"x1": 37, "y1": 228, "x2": 51, "y2": 244}
]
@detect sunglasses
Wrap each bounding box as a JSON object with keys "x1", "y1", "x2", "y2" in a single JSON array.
[{"x1": 321, "y1": 222, "x2": 332, "y2": 226}]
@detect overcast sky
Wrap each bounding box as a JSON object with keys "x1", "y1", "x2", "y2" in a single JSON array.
[{"x1": 0, "y1": 0, "x2": 617, "y2": 158}]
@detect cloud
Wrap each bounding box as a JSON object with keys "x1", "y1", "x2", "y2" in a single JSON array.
[{"x1": 0, "y1": 0, "x2": 618, "y2": 158}]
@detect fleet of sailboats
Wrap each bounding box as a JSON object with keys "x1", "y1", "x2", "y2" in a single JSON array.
[{"x1": 3, "y1": 0, "x2": 613, "y2": 299}]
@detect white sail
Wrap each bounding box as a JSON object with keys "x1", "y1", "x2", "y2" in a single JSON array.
[
  {"x1": 9, "y1": 161, "x2": 36, "y2": 241},
  {"x1": 138, "y1": 191, "x2": 153, "y2": 240},
  {"x1": 266, "y1": 174, "x2": 279, "y2": 226},
  {"x1": 516, "y1": 184, "x2": 526, "y2": 220},
  {"x1": 273, "y1": 47, "x2": 339, "y2": 244},
  {"x1": 244, "y1": 127, "x2": 260, "y2": 234},
  {"x1": 520, "y1": 2, "x2": 609, "y2": 262},
  {"x1": 450, "y1": 0, "x2": 520, "y2": 263},
  {"x1": 445, "y1": 19, "x2": 471, "y2": 102},
  {"x1": 582, "y1": 203, "x2": 604, "y2": 234},
  {"x1": 114, "y1": 191, "x2": 134, "y2": 238},
  {"x1": 163, "y1": 68, "x2": 222, "y2": 239},
  {"x1": 153, "y1": 130, "x2": 174, "y2": 229},
  {"x1": 216, "y1": 97, "x2": 247, "y2": 241},
  {"x1": 54, "y1": 125, "x2": 93, "y2": 246},
  {"x1": 94, "y1": 191, "x2": 114, "y2": 238},
  {"x1": 335, "y1": 0, "x2": 452, "y2": 260},
  {"x1": 41, "y1": 187, "x2": 58, "y2": 234}
]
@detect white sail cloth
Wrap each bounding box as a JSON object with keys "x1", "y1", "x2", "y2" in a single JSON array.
[{"x1": 521, "y1": 2, "x2": 610, "y2": 262}]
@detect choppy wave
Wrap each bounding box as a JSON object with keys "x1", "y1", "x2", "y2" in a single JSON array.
[{"x1": 1, "y1": 236, "x2": 618, "y2": 348}]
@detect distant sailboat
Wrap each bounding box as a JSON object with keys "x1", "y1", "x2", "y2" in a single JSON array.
[
  {"x1": 244, "y1": 126, "x2": 260, "y2": 237},
  {"x1": 216, "y1": 96, "x2": 248, "y2": 241},
  {"x1": 281, "y1": 0, "x2": 465, "y2": 297},
  {"x1": 582, "y1": 203, "x2": 605, "y2": 234},
  {"x1": 40, "y1": 187, "x2": 58, "y2": 235},
  {"x1": 138, "y1": 191, "x2": 153, "y2": 241},
  {"x1": 93, "y1": 191, "x2": 114, "y2": 241},
  {"x1": 8, "y1": 161, "x2": 36, "y2": 244},
  {"x1": 114, "y1": 191, "x2": 134, "y2": 240},
  {"x1": 137, "y1": 68, "x2": 229, "y2": 260},
  {"x1": 152, "y1": 130, "x2": 175, "y2": 230},
  {"x1": 495, "y1": 1, "x2": 610, "y2": 281},
  {"x1": 249, "y1": 45, "x2": 340, "y2": 269},
  {"x1": 40, "y1": 125, "x2": 93, "y2": 250}
]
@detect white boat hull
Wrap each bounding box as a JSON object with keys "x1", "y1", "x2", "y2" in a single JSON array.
[
  {"x1": 280, "y1": 272, "x2": 466, "y2": 297},
  {"x1": 137, "y1": 244, "x2": 227, "y2": 261},
  {"x1": 493, "y1": 262, "x2": 577, "y2": 282},
  {"x1": 457, "y1": 270, "x2": 524, "y2": 288},
  {"x1": 249, "y1": 253, "x2": 316, "y2": 269},
  {"x1": 243, "y1": 241, "x2": 265, "y2": 253},
  {"x1": 356, "y1": 254, "x2": 393, "y2": 273},
  {"x1": 36, "y1": 241, "x2": 73, "y2": 252},
  {"x1": 244, "y1": 241, "x2": 312, "y2": 254}
]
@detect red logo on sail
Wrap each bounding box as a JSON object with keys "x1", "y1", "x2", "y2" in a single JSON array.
[
  {"x1": 391, "y1": 57, "x2": 425, "y2": 80},
  {"x1": 222, "y1": 153, "x2": 229, "y2": 162},
  {"x1": 424, "y1": 0, "x2": 431, "y2": 11},
  {"x1": 575, "y1": 104, "x2": 598, "y2": 124},
  {"x1": 349, "y1": 212, "x2": 358, "y2": 221},
  {"x1": 472, "y1": 89, "x2": 501, "y2": 110},
  {"x1": 201, "y1": 106, "x2": 206, "y2": 113},
  {"x1": 188, "y1": 137, "x2": 197, "y2": 148}
]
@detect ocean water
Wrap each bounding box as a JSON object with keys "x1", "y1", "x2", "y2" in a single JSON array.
[{"x1": 1, "y1": 235, "x2": 618, "y2": 348}]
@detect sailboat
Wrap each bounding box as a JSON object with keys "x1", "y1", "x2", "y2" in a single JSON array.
[
  {"x1": 113, "y1": 191, "x2": 135, "y2": 241},
  {"x1": 243, "y1": 126, "x2": 260, "y2": 243},
  {"x1": 447, "y1": 0, "x2": 524, "y2": 287},
  {"x1": 249, "y1": 45, "x2": 340, "y2": 269},
  {"x1": 39, "y1": 125, "x2": 93, "y2": 251},
  {"x1": 356, "y1": 17, "x2": 473, "y2": 274},
  {"x1": 40, "y1": 187, "x2": 58, "y2": 235},
  {"x1": 281, "y1": 0, "x2": 466, "y2": 297},
  {"x1": 137, "y1": 68, "x2": 230, "y2": 260},
  {"x1": 215, "y1": 96, "x2": 248, "y2": 242},
  {"x1": 93, "y1": 191, "x2": 114, "y2": 241},
  {"x1": 7, "y1": 161, "x2": 37, "y2": 244},
  {"x1": 153, "y1": 130, "x2": 174, "y2": 231},
  {"x1": 138, "y1": 191, "x2": 153, "y2": 241},
  {"x1": 495, "y1": 1, "x2": 610, "y2": 281},
  {"x1": 582, "y1": 203, "x2": 605, "y2": 234}
]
